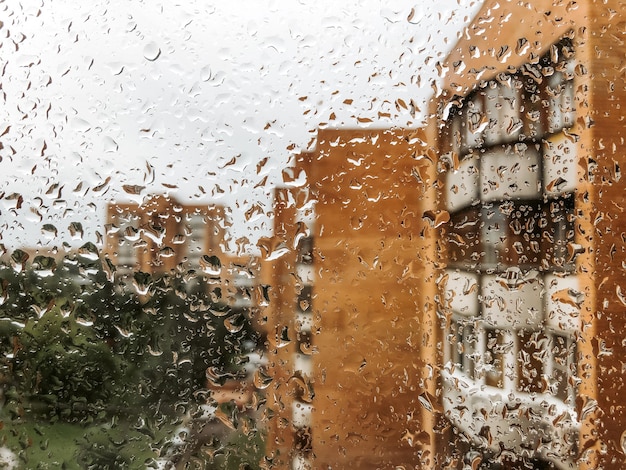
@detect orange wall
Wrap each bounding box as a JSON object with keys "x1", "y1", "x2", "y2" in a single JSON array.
[{"x1": 263, "y1": 127, "x2": 440, "y2": 469}]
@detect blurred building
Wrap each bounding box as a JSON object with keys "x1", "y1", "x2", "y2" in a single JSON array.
[
  {"x1": 262, "y1": 128, "x2": 440, "y2": 469},
  {"x1": 428, "y1": 1, "x2": 626, "y2": 468},
  {"x1": 103, "y1": 194, "x2": 226, "y2": 279},
  {"x1": 103, "y1": 194, "x2": 265, "y2": 311},
  {"x1": 261, "y1": 164, "x2": 316, "y2": 469}
]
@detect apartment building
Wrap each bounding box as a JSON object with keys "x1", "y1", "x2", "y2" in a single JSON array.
[
  {"x1": 429, "y1": 1, "x2": 626, "y2": 468},
  {"x1": 103, "y1": 194, "x2": 264, "y2": 318},
  {"x1": 261, "y1": 163, "x2": 316, "y2": 469},
  {"x1": 104, "y1": 194, "x2": 226, "y2": 279},
  {"x1": 262, "y1": 128, "x2": 438, "y2": 469}
]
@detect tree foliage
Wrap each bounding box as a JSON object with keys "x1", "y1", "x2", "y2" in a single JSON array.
[{"x1": 0, "y1": 253, "x2": 257, "y2": 423}]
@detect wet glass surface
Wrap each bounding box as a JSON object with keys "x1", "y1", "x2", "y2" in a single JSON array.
[{"x1": 1, "y1": 1, "x2": 626, "y2": 469}]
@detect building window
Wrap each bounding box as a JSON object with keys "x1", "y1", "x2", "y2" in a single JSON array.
[
  {"x1": 463, "y1": 93, "x2": 485, "y2": 151},
  {"x1": 444, "y1": 39, "x2": 575, "y2": 159},
  {"x1": 295, "y1": 329, "x2": 312, "y2": 356},
  {"x1": 185, "y1": 213, "x2": 207, "y2": 270},
  {"x1": 296, "y1": 236, "x2": 314, "y2": 265},
  {"x1": 297, "y1": 285, "x2": 313, "y2": 312},
  {"x1": 546, "y1": 62, "x2": 575, "y2": 133},
  {"x1": 484, "y1": 328, "x2": 505, "y2": 388},
  {"x1": 551, "y1": 333, "x2": 577, "y2": 402},
  {"x1": 517, "y1": 330, "x2": 547, "y2": 394},
  {"x1": 451, "y1": 319, "x2": 476, "y2": 379},
  {"x1": 115, "y1": 214, "x2": 141, "y2": 275},
  {"x1": 447, "y1": 207, "x2": 481, "y2": 269},
  {"x1": 447, "y1": 197, "x2": 575, "y2": 272},
  {"x1": 483, "y1": 79, "x2": 522, "y2": 146},
  {"x1": 443, "y1": 37, "x2": 578, "y2": 422},
  {"x1": 520, "y1": 64, "x2": 546, "y2": 140}
]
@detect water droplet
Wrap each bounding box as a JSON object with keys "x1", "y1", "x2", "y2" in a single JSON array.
[
  {"x1": 299, "y1": 340, "x2": 314, "y2": 356},
  {"x1": 350, "y1": 217, "x2": 364, "y2": 230},
  {"x1": 72, "y1": 117, "x2": 91, "y2": 132},
  {"x1": 551, "y1": 288, "x2": 584, "y2": 309},
  {"x1": 293, "y1": 222, "x2": 310, "y2": 250},
  {"x1": 253, "y1": 368, "x2": 273, "y2": 390},
  {"x1": 103, "y1": 136, "x2": 118, "y2": 152},
  {"x1": 206, "y1": 366, "x2": 228, "y2": 387},
  {"x1": 159, "y1": 246, "x2": 175, "y2": 258},
  {"x1": 620, "y1": 429, "x2": 626, "y2": 455},
  {"x1": 288, "y1": 374, "x2": 314, "y2": 403},
  {"x1": 147, "y1": 345, "x2": 162, "y2": 356},
  {"x1": 32, "y1": 299, "x2": 55, "y2": 319},
  {"x1": 93, "y1": 176, "x2": 111, "y2": 193},
  {"x1": 114, "y1": 325, "x2": 133, "y2": 338},
  {"x1": 33, "y1": 256, "x2": 56, "y2": 277},
  {"x1": 224, "y1": 313, "x2": 245, "y2": 333},
  {"x1": 76, "y1": 315, "x2": 94, "y2": 327},
  {"x1": 122, "y1": 184, "x2": 145, "y2": 195},
  {"x1": 200, "y1": 255, "x2": 221, "y2": 276},
  {"x1": 10, "y1": 249, "x2": 29, "y2": 272},
  {"x1": 275, "y1": 326, "x2": 291, "y2": 348},
  {"x1": 200, "y1": 65, "x2": 212, "y2": 81},
  {"x1": 260, "y1": 240, "x2": 289, "y2": 261},
  {"x1": 470, "y1": 453, "x2": 483, "y2": 470},
  {"x1": 68, "y1": 221, "x2": 84, "y2": 240},
  {"x1": 617, "y1": 285, "x2": 626, "y2": 307},
  {"x1": 418, "y1": 392, "x2": 434, "y2": 413},
  {"x1": 41, "y1": 223, "x2": 58, "y2": 238},
  {"x1": 547, "y1": 176, "x2": 568, "y2": 192},
  {"x1": 143, "y1": 42, "x2": 161, "y2": 61},
  {"x1": 132, "y1": 271, "x2": 152, "y2": 296},
  {"x1": 282, "y1": 167, "x2": 307, "y2": 187},
  {"x1": 78, "y1": 242, "x2": 99, "y2": 260},
  {"x1": 422, "y1": 209, "x2": 450, "y2": 228}
]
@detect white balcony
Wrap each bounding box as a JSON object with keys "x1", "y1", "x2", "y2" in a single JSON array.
[
  {"x1": 296, "y1": 263, "x2": 315, "y2": 284},
  {"x1": 481, "y1": 274, "x2": 543, "y2": 329},
  {"x1": 442, "y1": 368, "x2": 578, "y2": 470},
  {"x1": 445, "y1": 270, "x2": 479, "y2": 317},
  {"x1": 481, "y1": 145, "x2": 540, "y2": 202},
  {"x1": 293, "y1": 353, "x2": 313, "y2": 376}
]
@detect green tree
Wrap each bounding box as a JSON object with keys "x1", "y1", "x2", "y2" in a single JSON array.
[{"x1": 0, "y1": 252, "x2": 262, "y2": 467}]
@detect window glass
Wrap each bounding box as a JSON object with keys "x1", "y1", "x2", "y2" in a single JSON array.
[
  {"x1": 3, "y1": 1, "x2": 626, "y2": 469},
  {"x1": 484, "y1": 328, "x2": 505, "y2": 388},
  {"x1": 517, "y1": 329, "x2": 546, "y2": 394}
]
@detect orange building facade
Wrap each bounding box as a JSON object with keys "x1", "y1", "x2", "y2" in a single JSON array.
[
  {"x1": 262, "y1": 128, "x2": 441, "y2": 469},
  {"x1": 429, "y1": 1, "x2": 626, "y2": 468}
]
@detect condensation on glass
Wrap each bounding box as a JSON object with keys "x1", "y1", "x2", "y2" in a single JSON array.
[{"x1": 2, "y1": 1, "x2": 626, "y2": 469}]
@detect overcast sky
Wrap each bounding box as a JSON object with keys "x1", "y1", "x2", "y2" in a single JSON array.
[{"x1": 0, "y1": 0, "x2": 482, "y2": 253}]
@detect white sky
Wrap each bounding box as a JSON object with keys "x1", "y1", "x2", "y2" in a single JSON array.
[{"x1": 0, "y1": 0, "x2": 482, "y2": 253}]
